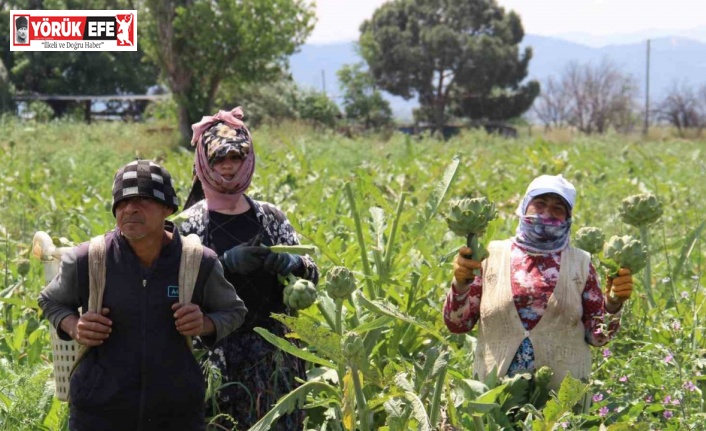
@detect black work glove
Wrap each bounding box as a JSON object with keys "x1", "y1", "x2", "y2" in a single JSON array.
[
  {"x1": 222, "y1": 244, "x2": 271, "y2": 275},
  {"x1": 263, "y1": 252, "x2": 302, "y2": 276}
]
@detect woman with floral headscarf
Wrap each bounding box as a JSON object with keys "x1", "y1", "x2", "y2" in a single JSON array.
[
  {"x1": 444, "y1": 175, "x2": 633, "y2": 390},
  {"x1": 174, "y1": 107, "x2": 318, "y2": 430}
]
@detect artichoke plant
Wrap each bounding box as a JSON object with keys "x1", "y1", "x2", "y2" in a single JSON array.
[
  {"x1": 574, "y1": 226, "x2": 605, "y2": 255},
  {"x1": 325, "y1": 266, "x2": 356, "y2": 300},
  {"x1": 17, "y1": 258, "x2": 31, "y2": 277},
  {"x1": 534, "y1": 366, "x2": 554, "y2": 389},
  {"x1": 341, "y1": 331, "x2": 370, "y2": 430},
  {"x1": 283, "y1": 278, "x2": 317, "y2": 310},
  {"x1": 342, "y1": 331, "x2": 365, "y2": 365},
  {"x1": 446, "y1": 197, "x2": 497, "y2": 267},
  {"x1": 529, "y1": 366, "x2": 555, "y2": 407},
  {"x1": 618, "y1": 193, "x2": 662, "y2": 309},
  {"x1": 619, "y1": 193, "x2": 663, "y2": 228},
  {"x1": 603, "y1": 235, "x2": 647, "y2": 277}
]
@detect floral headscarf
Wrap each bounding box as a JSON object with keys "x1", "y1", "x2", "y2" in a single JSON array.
[
  {"x1": 190, "y1": 107, "x2": 255, "y2": 211},
  {"x1": 202, "y1": 123, "x2": 252, "y2": 166}
]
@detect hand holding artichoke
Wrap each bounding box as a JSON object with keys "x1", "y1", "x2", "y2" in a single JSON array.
[
  {"x1": 446, "y1": 197, "x2": 497, "y2": 272},
  {"x1": 603, "y1": 235, "x2": 647, "y2": 276},
  {"x1": 453, "y1": 246, "x2": 482, "y2": 287},
  {"x1": 601, "y1": 235, "x2": 645, "y2": 304},
  {"x1": 606, "y1": 267, "x2": 633, "y2": 306}
]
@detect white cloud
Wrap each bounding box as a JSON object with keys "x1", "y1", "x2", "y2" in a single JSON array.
[{"x1": 309, "y1": 0, "x2": 706, "y2": 44}]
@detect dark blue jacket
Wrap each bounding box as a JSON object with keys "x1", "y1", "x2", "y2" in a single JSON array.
[{"x1": 39, "y1": 226, "x2": 247, "y2": 431}]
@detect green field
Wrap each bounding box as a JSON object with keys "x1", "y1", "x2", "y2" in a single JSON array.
[{"x1": 1, "y1": 118, "x2": 704, "y2": 430}]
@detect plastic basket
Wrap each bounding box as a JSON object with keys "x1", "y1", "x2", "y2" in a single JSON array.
[
  {"x1": 49, "y1": 327, "x2": 79, "y2": 401},
  {"x1": 34, "y1": 231, "x2": 98, "y2": 402}
]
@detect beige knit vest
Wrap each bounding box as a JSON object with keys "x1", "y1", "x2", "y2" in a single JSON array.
[{"x1": 473, "y1": 240, "x2": 592, "y2": 390}]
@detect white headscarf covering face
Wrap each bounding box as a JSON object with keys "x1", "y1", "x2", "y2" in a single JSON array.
[{"x1": 516, "y1": 174, "x2": 576, "y2": 217}]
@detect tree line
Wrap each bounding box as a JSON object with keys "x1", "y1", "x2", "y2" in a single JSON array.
[
  {"x1": 7, "y1": 1, "x2": 697, "y2": 141},
  {"x1": 1, "y1": 0, "x2": 324, "y2": 144},
  {"x1": 2, "y1": 0, "x2": 543, "y2": 143},
  {"x1": 532, "y1": 58, "x2": 706, "y2": 136},
  {"x1": 0, "y1": 0, "x2": 706, "y2": 142}
]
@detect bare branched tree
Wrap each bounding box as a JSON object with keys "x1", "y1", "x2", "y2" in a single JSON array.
[
  {"x1": 562, "y1": 59, "x2": 638, "y2": 134},
  {"x1": 532, "y1": 76, "x2": 571, "y2": 129},
  {"x1": 532, "y1": 59, "x2": 637, "y2": 134},
  {"x1": 657, "y1": 83, "x2": 703, "y2": 135},
  {"x1": 697, "y1": 85, "x2": 706, "y2": 132}
]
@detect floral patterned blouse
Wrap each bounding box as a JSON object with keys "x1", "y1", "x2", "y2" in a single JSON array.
[{"x1": 444, "y1": 242, "x2": 622, "y2": 375}]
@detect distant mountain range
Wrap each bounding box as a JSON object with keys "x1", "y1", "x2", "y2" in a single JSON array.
[
  {"x1": 289, "y1": 31, "x2": 706, "y2": 121},
  {"x1": 553, "y1": 25, "x2": 706, "y2": 47}
]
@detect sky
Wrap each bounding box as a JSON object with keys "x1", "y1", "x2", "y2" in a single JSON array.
[{"x1": 308, "y1": 0, "x2": 706, "y2": 44}]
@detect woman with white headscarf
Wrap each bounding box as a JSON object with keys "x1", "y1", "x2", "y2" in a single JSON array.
[
  {"x1": 174, "y1": 107, "x2": 318, "y2": 430},
  {"x1": 444, "y1": 175, "x2": 633, "y2": 389}
]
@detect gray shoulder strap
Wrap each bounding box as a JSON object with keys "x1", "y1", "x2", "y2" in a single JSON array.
[
  {"x1": 72, "y1": 234, "x2": 107, "y2": 376},
  {"x1": 179, "y1": 234, "x2": 203, "y2": 352},
  {"x1": 87, "y1": 235, "x2": 107, "y2": 313},
  {"x1": 179, "y1": 234, "x2": 203, "y2": 304}
]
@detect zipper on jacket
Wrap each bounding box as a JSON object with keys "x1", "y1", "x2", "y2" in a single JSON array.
[{"x1": 143, "y1": 279, "x2": 146, "y2": 287}]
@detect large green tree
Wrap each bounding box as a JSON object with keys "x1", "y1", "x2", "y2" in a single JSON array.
[
  {"x1": 141, "y1": 0, "x2": 315, "y2": 145},
  {"x1": 359, "y1": 0, "x2": 538, "y2": 130}
]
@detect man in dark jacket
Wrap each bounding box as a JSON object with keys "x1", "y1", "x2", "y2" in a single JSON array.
[{"x1": 39, "y1": 160, "x2": 248, "y2": 431}]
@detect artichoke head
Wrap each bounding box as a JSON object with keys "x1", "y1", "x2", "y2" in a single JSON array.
[
  {"x1": 446, "y1": 197, "x2": 497, "y2": 237},
  {"x1": 17, "y1": 259, "x2": 31, "y2": 277},
  {"x1": 619, "y1": 193, "x2": 663, "y2": 227},
  {"x1": 574, "y1": 226, "x2": 605, "y2": 255},
  {"x1": 325, "y1": 266, "x2": 356, "y2": 300},
  {"x1": 283, "y1": 278, "x2": 317, "y2": 310},
  {"x1": 342, "y1": 331, "x2": 365, "y2": 364},
  {"x1": 603, "y1": 235, "x2": 647, "y2": 274},
  {"x1": 534, "y1": 366, "x2": 554, "y2": 389}
]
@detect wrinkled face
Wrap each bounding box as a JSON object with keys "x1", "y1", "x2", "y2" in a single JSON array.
[
  {"x1": 17, "y1": 26, "x2": 28, "y2": 40},
  {"x1": 525, "y1": 193, "x2": 569, "y2": 221},
  {"x1": 212, "y1": 152, "x2": 243, "y2": 180},
  {"x1": 115, "y1": 197, "x2": 172, "y2": 240}
]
